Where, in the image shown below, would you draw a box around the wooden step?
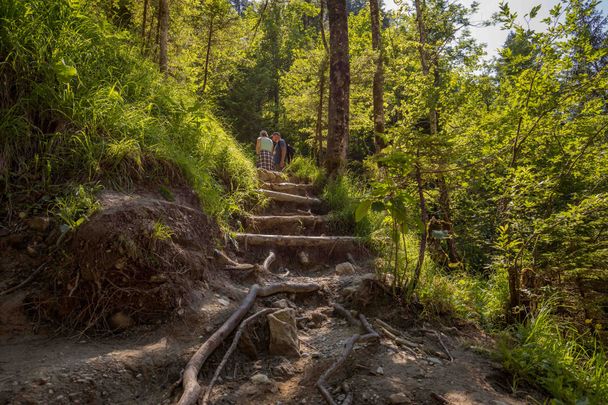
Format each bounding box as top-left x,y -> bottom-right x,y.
261,182 -> 314,196
234,233 -> 361,248
246,214 -> 330,235
258,189 -> 322,205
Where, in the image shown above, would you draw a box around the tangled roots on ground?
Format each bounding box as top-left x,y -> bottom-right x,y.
35,191 -> 221,331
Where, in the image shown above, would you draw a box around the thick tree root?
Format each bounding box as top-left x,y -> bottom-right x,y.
201,308 -> 276,405
177,282 -> 319,405
316,305 -> 379,405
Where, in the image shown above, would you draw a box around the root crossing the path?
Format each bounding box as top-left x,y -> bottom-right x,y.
177,282 -> 319,405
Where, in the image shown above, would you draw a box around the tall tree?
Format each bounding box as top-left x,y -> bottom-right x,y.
413,0 -> 460,266
369,0 -> 385,152
325,0 -> 350,176
159,0 -> 169,74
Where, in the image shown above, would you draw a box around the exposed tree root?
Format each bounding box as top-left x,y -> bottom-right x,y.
262,250 -> 276,271
214,249 -> 256,270
0,263 -> 46,297
177,282 -> 319,405
317,305 -> 379,405
201,308 -> 276,405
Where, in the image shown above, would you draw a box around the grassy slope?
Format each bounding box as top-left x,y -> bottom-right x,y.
0,0 -> 256,226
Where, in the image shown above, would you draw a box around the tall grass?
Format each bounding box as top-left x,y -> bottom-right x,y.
499,305 -> 608,403
0,0 -> 256,223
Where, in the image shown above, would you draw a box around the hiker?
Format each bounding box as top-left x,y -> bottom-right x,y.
272,132 -> 287,171
256,130 -> 274,171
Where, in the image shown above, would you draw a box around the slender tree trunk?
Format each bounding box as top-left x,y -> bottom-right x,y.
202,18 -> 214,93
141,0 -> 149,40
369,0 -> 385,152
414,0 -> 460,266
146,4 -> 155,54
315,57 -> 327,163
325,0 -> 350,177
409,162 -> 429,295
159,0 -> 169,74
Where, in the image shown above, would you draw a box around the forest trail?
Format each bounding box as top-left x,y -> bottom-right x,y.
0,172 -> 540,404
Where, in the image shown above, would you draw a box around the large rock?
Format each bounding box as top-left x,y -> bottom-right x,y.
267,308 -> 300,357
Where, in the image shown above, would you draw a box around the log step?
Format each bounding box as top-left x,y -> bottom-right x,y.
261,182 -> 314,196
258,189 -> 322,205
234,233 -> 361,247
246,214 -> 330,235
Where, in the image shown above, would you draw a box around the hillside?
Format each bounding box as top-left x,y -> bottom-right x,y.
1,0 -> 607,404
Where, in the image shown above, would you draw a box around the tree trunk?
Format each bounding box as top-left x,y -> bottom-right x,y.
201,18 -> 214,93
315,57 -> 327,163
414,0 -> 459,267
159,0 -> 169,74
409,163 -> 428,296
369,0 -> 385,152
145,4 -> 155,54
325,0 -> 350,177
141,0 -> 149,40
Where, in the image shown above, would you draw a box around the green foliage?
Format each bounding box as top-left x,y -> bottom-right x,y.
284,156 -> 326,186
0,0 -> 256,223
151,220 -> 174,241
498,305 -> 608,403
322,174 -> 376,237
53,185 -> 101,230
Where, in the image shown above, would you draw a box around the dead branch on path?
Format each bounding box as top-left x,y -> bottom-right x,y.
421,328 -> 453,362
316,306 -> 379,405
202,308 -> 276,405
177,282 -> 319,405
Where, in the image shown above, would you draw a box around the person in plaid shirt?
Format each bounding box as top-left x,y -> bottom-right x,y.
256,130 -> 274,171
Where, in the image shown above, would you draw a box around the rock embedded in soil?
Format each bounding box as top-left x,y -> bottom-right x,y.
388,393 -> 409,404
251,374 -> 270,384
335,262 -> 355,275
298,251 -> 310,265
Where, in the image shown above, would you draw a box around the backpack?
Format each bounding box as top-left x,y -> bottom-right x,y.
286,143 -> 296,164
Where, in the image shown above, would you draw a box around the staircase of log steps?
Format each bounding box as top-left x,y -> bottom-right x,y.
234,173 -> 363,267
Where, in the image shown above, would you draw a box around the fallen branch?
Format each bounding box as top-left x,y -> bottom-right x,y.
0,264 -> 46,297
421,328 -> 453,362
178,282 -> 319,405
374,319 -> 420,349
202,308 -> 275,405
316,306 -> 379,405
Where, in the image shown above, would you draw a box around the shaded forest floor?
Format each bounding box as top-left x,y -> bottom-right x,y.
0,174 -> 544,404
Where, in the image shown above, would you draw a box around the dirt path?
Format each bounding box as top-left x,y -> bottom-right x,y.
0,172 -> 541,404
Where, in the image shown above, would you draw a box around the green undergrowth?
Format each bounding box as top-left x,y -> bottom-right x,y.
322,174 -> 377,237
0,0 -> 256,226
284,156 -> 325,186
416,268 -> 607,402
499,306 -> 608,404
